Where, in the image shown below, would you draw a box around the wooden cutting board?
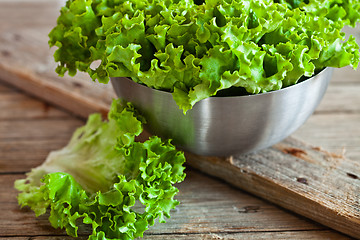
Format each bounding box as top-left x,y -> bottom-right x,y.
0,1 -> 359,239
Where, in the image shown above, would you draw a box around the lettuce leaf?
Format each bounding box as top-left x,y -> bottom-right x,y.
15,99 -> 186,240
49,0 -> 360,113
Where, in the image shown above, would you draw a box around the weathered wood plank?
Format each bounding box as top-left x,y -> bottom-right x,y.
143,231 -> 351,240
0,92 -> 69,120
0,174 -> 66,237
186,137 -> 360,239
1,82 -> 360,173
0,139 -> 71,173
2,172 -> 331,238
0,88 -> 356,238
293,113 -> 360,159
0,64 -> 112,119
0,230 -> 351,240
0,118 -> 83,140
316,82 -> 360,114
0,0 -> 114,119
332,67 -> 360,84
0,1 -> 359,239
149,168 -> 328,235
0,137 -> 354,235
2,112 -> 360,174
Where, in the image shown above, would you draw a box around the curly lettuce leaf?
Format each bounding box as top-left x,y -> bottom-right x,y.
15,99 -> 186,240
49,0 -> 360,113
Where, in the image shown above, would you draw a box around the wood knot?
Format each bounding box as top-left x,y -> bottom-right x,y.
296,177 -> 308,185
282,147 -> 307,158
72,82 -> 83,88
238,205 -> 260,213
1,50 -> 11,57
347,173 -> 359,180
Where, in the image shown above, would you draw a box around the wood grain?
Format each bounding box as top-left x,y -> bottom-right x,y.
186,137 -> 360,239
0,139 -> 72,173
0,82 -> 350,240
0,172 -> 330,238
0,1 -> 359,239
294,113 -> 360,159
0,1 -> 114,119
0,118 -> 83,140
0,230 -> 351,240
315,82 -> 360,114
0,92 -> 69,120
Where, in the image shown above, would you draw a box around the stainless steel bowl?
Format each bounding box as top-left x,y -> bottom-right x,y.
111,68 -> 333,156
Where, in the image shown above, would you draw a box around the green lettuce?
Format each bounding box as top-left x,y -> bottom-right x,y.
15,99 -> 186,240
49,0 -> 360,113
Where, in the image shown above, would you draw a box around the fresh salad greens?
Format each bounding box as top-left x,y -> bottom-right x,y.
49,0 -> 360,113
15,99 -> 186,240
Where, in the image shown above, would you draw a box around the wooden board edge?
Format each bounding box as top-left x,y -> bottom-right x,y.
0,65 -> 109,119
185,150 -> 360,239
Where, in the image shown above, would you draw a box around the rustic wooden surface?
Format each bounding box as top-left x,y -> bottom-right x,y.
1,0 -> 360,239
0,81 -> 353,240
0,0 -> 113,119
186,137 -> 360,238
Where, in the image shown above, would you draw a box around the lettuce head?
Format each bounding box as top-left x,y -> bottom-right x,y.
49,0 -> 360,113
15,99 -> 186,240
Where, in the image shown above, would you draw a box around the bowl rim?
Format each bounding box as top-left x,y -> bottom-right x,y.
111,67 -> 331,100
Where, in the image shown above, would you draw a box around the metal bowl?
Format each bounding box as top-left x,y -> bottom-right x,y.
111,68 -> 333,156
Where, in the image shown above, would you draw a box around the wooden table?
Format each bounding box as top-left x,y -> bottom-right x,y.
0,77 -> 353,240
0,1 -> 359,239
